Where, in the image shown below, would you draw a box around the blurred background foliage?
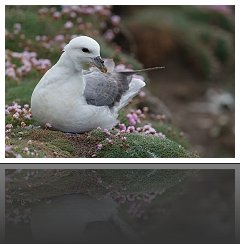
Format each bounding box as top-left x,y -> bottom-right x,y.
5,5 -> 235,157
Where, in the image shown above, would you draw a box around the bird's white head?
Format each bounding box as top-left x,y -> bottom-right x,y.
63,36 -> 107,72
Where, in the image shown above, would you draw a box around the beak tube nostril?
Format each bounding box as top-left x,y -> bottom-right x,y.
93,56 -> 107,73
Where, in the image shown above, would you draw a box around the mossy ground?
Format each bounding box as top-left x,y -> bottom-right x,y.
6,126 -> 197,158
93,130 -> 194,158
5,6 -> 197,158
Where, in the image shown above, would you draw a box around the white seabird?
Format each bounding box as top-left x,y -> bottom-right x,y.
31,36 -> 145,133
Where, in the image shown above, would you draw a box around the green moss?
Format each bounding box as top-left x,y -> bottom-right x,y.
96,132 -> 196,158
6,128 -> 77,158
152,122 -> 190,149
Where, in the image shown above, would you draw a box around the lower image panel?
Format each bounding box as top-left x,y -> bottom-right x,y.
5,169 -> 235,244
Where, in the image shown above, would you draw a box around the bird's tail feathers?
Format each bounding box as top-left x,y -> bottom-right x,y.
113,78 -> 146,112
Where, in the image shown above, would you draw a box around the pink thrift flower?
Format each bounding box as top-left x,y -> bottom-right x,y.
13,23 -> 21,34
53,11 -> 61,19
207,5 -> 232,14
127,126 -> 135,133
119,123 -> 126,131
103,128 -> 111,136
104,30 -> 115,41
64,21 -> 74,29
94,6 -> 104,12
24,114 -> 31,120
70,12 -> 77,18
84,7 -> 95,15
111,15 -> 121,25
106,138 -> 113,144
136,109 -> 142,115
54,35 -> 65,42
5,124 -> 13,129
96,143 -> 103,150
143,124 -> 151,131
6,67 -> 17,80
12,112 -> 19,119
23,147 -> 29,153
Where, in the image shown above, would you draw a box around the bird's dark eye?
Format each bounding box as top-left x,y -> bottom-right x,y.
82,48 -> 90,53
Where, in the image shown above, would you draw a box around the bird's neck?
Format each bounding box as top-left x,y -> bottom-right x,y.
57,52 -> 83,73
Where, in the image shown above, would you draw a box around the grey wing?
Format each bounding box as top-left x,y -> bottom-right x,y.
83,72 -> 119,107
113,72 -> 132,102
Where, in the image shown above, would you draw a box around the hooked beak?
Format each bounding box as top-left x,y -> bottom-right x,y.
92,56 -> 107,73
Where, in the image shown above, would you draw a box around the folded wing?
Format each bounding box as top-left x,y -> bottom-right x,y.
83,70 -> 132,107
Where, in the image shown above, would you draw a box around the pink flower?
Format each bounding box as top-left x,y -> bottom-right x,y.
53,11 -> 61,19
54,35 -> 65,42
13,23 -> 21,34
5,146 -> 12,153
84,7 -> 95,15
143,124 -> 151,131
127,126 -> 135,133
104,30 -> 115,41
5,124 -> 13,129
119,123 -> 126,131
23,147 -> 29,153
94,6 -> 104,12
127,113 -> 140,125
206,5 -> 232,14
106,138 -> 113,144
96,143 -> 103,150
38,7 -> 49,15
70,12 -> 77,18
111,15 -> 121,25
12,112 -> 19,119
6,67 -> 17,80
62,7 -> 71,14
64,21 -> 74,29
136,109 -> 142,115
103,128 -> 111,136
24,114 -> 31,120
99,8 -> 111,16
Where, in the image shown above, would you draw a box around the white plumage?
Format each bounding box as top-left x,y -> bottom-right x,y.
31,36 -> 145,133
